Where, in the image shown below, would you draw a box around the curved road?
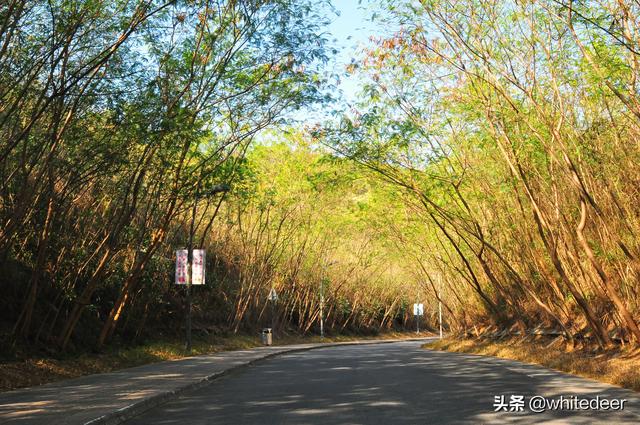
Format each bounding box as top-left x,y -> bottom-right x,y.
125,340 -> 640,424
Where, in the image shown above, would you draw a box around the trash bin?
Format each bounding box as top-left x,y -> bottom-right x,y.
261,328 -> 272,346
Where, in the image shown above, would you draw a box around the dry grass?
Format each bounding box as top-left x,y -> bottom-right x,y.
0,331 -> 428,392
424,336 -> 640,392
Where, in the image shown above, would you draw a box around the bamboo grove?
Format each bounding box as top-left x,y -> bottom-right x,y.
324,0 -> 640,347
5,0 -> 640,354
0,0 -> 425,353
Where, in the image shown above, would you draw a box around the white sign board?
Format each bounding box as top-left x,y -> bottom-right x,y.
413,303 -> 424,316
192,249 -> 205,285
268,288 -> 278,301
175,250 -> 188,285
175,249 -> 206,285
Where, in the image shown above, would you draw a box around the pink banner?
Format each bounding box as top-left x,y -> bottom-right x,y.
175,250 -> 188,284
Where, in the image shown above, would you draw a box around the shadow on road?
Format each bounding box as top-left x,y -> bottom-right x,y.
124,341 -> 640,424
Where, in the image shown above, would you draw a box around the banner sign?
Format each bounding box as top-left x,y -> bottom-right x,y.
192,249 -> 205,285
175,250 -> 188,285
175,249 -> 206,285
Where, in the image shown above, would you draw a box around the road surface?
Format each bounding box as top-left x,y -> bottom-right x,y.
125,340 -> 640,424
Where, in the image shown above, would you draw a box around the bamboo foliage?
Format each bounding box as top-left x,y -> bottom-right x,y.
0,0 -> 336,351
326,0 -> 640,346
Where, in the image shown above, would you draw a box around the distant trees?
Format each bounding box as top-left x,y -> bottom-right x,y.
205,138 -> 421,335
327,0 -> 640,346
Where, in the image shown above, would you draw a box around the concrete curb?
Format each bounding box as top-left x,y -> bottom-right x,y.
84,337 -> 432,425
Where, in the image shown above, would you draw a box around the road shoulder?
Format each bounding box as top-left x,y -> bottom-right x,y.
0,337 -> 431,425
424,336 -> 640,393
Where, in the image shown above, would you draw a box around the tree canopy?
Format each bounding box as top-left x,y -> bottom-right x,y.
3,0 -> 640,353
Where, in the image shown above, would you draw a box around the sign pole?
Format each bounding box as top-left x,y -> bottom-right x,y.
438,275 -> 443,339
268,288 -> 277,334
320,277 -> 324,340
186,235 -> 195,354
178,182 -> 229,355
413,303 -> 423,335
185,183 -> 199,355
319,261 -> 337,340
186,269 -> 192,353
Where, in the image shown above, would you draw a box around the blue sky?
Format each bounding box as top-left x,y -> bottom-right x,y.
283,1 -> 394,126
325,1 -> 380,105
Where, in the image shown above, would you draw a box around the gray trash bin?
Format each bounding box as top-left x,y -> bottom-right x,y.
261,328 -> 272,346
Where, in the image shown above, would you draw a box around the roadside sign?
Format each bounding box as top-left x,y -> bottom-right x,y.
175,250 -> 188,284
192,249 -> 205,285
413,303 -> 424,316
268,288 -> 278,301
175,249 -> 206,285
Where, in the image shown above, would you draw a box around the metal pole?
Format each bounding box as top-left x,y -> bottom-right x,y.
184,181 -> 228,355
186,272 -> 192,353
319,260 -> 337,340
416,313 -> 419,334
186,186 -> 199,355
438,275 -> 443,339
320,273 -> 324,340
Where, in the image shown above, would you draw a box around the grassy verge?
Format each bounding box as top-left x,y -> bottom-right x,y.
424,336 -> 640,392
0,330 -> 429,392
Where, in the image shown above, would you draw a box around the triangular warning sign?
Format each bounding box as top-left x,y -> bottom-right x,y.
268,288 -> 278,301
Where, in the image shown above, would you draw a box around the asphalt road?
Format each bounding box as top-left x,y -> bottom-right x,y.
125,340 -> 640,424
